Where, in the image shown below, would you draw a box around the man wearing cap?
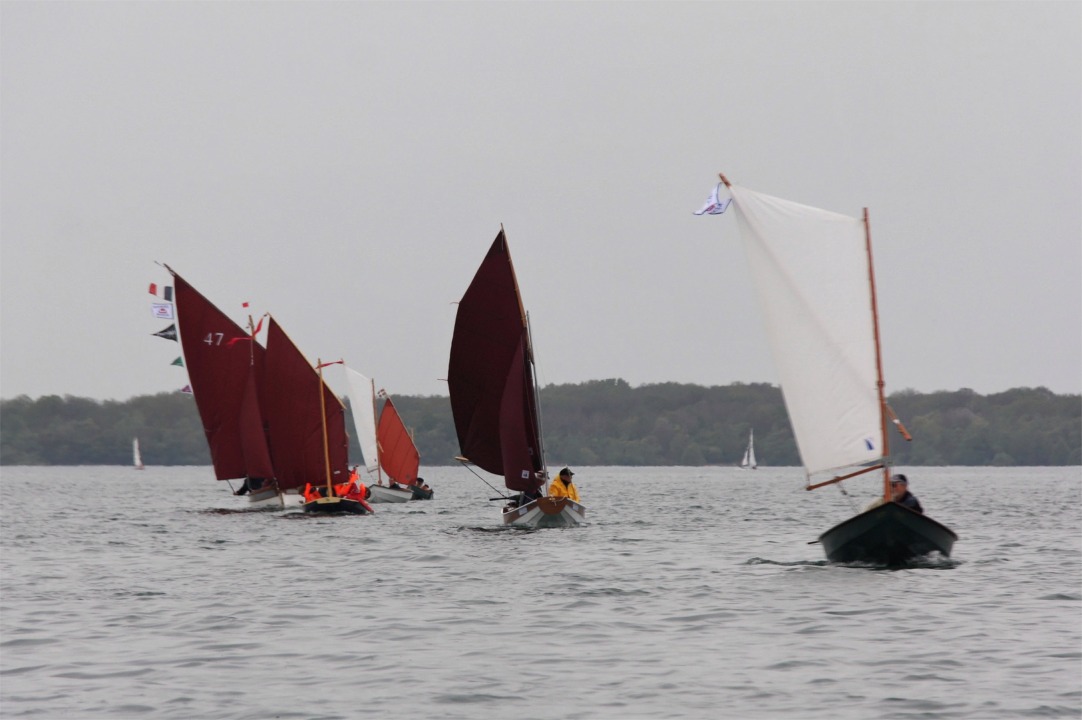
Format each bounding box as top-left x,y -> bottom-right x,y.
548,467 -> 580,502
890,474 -> 923,514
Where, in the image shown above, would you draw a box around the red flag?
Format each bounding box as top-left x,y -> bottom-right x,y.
242,301 -> 250,309
149,283 -> 158,296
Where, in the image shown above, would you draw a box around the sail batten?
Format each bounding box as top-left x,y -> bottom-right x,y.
727,185 -> 884,480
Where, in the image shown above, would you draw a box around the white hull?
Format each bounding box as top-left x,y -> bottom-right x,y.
368,485 -> 413,503
503,497 -> 586,528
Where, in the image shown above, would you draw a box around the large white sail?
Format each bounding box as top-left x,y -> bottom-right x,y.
728,184 -> 883,479
344,366 -> 380,474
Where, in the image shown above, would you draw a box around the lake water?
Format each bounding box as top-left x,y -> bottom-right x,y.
1,466 -> 1080,719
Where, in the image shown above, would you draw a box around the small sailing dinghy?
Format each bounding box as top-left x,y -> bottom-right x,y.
448,228 -> 586,528
739,429 -> 757,470
716,174 -> 956,565
263,319 -> 371,515
167,267 -> 281,507
343,366 -> 428,503
133,438 -> 145,470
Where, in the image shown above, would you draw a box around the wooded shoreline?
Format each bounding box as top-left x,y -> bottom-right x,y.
2,380 -> 1078,467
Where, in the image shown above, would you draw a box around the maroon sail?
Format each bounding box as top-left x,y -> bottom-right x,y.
448,230 -> 544,493
376,397 -> 420,485
170,270 -> 274,481
263,318 -> 349,492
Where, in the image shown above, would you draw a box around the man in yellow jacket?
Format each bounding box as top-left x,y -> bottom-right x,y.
548,467 -> 580,502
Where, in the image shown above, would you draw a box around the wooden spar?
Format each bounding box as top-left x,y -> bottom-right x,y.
863,208 -> 893,502
718,172 -> 731,188
318,359 -> 333,494
806,463 -> 884,490
371,377 -> 384,486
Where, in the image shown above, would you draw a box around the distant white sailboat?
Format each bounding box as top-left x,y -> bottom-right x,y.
133,437 -> 145,470
739,429 -> 757,470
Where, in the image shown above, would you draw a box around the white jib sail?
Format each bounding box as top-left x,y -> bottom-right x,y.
728,184 -> 883,479
747,429 -> 757,469
344,366 -> 380,474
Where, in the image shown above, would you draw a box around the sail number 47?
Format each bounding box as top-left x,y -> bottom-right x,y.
203,332 -> 225,346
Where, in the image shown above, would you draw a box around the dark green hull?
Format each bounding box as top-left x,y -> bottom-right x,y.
818,501 -> 957,566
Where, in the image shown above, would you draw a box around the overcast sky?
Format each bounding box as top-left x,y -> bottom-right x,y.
2,1 -> 1079,404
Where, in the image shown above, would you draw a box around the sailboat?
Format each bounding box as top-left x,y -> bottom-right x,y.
166,266 -> 281,507
448,228 -> 586,528
344,367 -> 428,503
263,319 -> 371,515
739,429 -> 757,470
717,174 -> 957,565
132,438 -> 145,470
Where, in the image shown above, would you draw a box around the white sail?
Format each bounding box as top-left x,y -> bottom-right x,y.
343,366 -> 380,474
133,437 -> 144,470
727,184 -> 883,479
740,429 -> 757,469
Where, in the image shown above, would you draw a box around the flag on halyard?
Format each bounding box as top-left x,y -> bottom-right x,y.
151,303 -> 175,320
693,183 -> 732,216
171,356 -> 184,367
153,324 -> 178,341
179,384 -> 193,394
149,282 -> 158,296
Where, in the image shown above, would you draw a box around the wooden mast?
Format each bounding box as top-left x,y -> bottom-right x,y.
371,377 -> 384,486
863,209 -> 893,502
318,359 -> 333,496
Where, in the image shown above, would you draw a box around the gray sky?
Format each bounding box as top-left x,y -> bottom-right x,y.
2,1 -> 1080,403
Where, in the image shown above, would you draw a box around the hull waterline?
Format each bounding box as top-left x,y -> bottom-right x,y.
818,501 -> 957,566
502,497 -> 586,528
367,485 -> 413,504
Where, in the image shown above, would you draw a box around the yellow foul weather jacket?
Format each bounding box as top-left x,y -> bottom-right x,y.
548,476 -> 580,502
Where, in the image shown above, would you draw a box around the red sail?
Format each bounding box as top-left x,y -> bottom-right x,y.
447,230 -> 544,492
263,317 -> 349,492
376,397 -> 421,485
171,272 -> 274,481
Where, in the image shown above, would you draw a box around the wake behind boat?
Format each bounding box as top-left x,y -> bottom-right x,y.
447,228 -> 586,528
716,174 -> 957,565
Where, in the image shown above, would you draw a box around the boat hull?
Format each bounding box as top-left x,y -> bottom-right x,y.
818,501 -> 957,566
302,496 -> 373,515
368,485 -> 413,503
410,485 -> 433,501
502,497 -> 586,528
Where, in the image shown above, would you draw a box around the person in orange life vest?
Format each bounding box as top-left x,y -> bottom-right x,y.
302,483 -> 322,503
344,473 -> 368,502
548,467 -> 580,502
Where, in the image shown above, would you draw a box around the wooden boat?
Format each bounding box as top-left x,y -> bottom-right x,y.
343,367 -> 428,503
739,429 -> 757,470
133,438 -> 145,470
717,174 -> 956,565
448,228 -> 586,528
263,319 -> 371,515
167,267 -> 281,507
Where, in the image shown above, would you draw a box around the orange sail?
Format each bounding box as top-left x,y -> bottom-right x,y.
376,397 -> 420,486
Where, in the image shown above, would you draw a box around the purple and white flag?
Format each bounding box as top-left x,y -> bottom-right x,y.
693,183 -> 732,216
151,303 -> 175,320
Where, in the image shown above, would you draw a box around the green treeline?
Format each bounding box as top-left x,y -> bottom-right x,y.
1,380 -> 1078,466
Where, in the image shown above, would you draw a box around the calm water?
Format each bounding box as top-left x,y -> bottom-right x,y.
1,466 -> 1080,719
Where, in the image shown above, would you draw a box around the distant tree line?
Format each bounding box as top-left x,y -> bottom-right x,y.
1,380 -> 1078,466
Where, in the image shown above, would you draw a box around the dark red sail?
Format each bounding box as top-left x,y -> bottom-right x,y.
447,230 -> 544,493
376,397 -> 420,485
170,271 -> 274,481
263,318 -> 349,492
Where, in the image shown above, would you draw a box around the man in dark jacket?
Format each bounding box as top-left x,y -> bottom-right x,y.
891,474 -> 923,514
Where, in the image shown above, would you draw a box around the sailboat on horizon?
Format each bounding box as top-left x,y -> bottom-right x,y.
739,429 -> 757,470
716,173 -> 957,565
133,438 -> 145,470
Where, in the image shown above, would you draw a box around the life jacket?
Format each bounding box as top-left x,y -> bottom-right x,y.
345,482 -> 367,501
303,483 -> 322,503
